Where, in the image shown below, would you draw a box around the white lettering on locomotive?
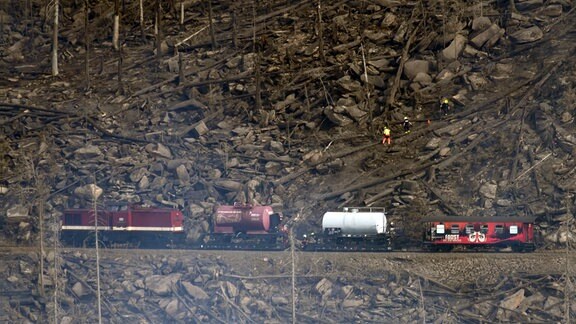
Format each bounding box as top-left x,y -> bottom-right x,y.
468,231 -> 487,243
443,234 -> 460,242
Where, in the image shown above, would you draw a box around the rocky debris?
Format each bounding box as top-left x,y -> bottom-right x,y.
510,26 -> 544,44
181,281 -> 209,300
1,0 -> 576,322
1,0 -> 573,246
3,250 -> 567,323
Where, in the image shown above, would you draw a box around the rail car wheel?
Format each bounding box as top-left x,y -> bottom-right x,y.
511,244 -> 523,253
433,245 -> 453,252
82,234 -> 108,249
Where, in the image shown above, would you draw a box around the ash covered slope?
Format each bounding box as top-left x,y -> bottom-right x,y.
2,0 -> 576,323
2,0 -> 576,244
1,0 -> 575,243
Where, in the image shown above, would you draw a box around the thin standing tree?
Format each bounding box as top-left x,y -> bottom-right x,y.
208,0 -> 216,49
90,183 -> 103,324
84,0 -> 90,89
155,0 -> 163,62
180,0 -> 184,31
317,0 -> 325,64
51,0 -> 59,76
113,0 -> 120,50
139,0 -> 145,39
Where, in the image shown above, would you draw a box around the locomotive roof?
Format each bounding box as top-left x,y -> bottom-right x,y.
421,216 -> 536,223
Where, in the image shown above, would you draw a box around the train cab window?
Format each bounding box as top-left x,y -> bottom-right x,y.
480,225 -> 489,234
495,225 -> 504,234
509,225 -> 518,235
450,224 -> 460,234
436,224 -> 445,234
64,213 -> 82,225
465,224 -> 474,234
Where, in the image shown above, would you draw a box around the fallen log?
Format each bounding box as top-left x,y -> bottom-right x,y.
315,159 -> 437,200
166,98 -> 208,111
420,181 -> 459,215
273,142 -> 379,186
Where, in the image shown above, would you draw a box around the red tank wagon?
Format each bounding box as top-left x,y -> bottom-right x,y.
61,204 -> 184,247
204,203 -> 286,250
422,216 -> 536,252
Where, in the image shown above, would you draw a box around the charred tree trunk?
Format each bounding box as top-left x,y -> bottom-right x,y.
179,0 -> 184,31
155,0 -> 163,62
84,0 -> 90,89
178,52 -> 185,85
139,0 -> 145,40
232,7 -> 238,48
38,192 -> 45,297
316,0 -> 325,64
255,52 -> 262,112
117,44 -> 124,94
208,0 -> 217,49
51,0 -> 59,76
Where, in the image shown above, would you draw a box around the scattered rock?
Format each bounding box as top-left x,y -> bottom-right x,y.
145,274 -> 182,296
72,282 -> 90,298
181,282 -> 209,300
442,34 -> 467,61
510,26 -> 543,44
315,278 -> 333,298
145,143 -> 173,159
479,183 -> 498,200
74,145 -> 103,159
404,60 -> 430,81
7,205 -> 28,219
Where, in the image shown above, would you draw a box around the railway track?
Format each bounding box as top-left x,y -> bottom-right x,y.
1,244 -> 571,257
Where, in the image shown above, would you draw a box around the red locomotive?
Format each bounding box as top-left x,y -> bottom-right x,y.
61,204 -> 185,247
422,216 -> 536,252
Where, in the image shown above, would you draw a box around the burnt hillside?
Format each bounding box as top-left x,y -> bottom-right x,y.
1,0 -> 576,322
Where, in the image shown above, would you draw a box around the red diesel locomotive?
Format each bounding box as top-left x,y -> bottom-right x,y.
61,204 -> 185,247
422,216 -> 536,252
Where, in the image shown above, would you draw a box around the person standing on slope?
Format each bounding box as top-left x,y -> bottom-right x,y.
382,126 -> 391,145
402,117 -> 412,134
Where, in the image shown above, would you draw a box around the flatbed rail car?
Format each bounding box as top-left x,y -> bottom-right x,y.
61,204 -> 185,248
422,216 -> 536,252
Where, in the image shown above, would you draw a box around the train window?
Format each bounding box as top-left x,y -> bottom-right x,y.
451,224 -> 460,234
480,225 -> 489,234
436,224 -> 445,234
509,225 -> 518,234
465,224 -> 474,234
495,225 -> 504,234
64,213 -> 82,225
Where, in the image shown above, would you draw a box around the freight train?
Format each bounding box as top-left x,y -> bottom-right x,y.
60,203 -> 537,252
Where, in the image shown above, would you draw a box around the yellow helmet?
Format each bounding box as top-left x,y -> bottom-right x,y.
443,98 -> 449,104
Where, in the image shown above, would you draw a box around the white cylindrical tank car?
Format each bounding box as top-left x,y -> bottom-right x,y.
322,207 -> 387,236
